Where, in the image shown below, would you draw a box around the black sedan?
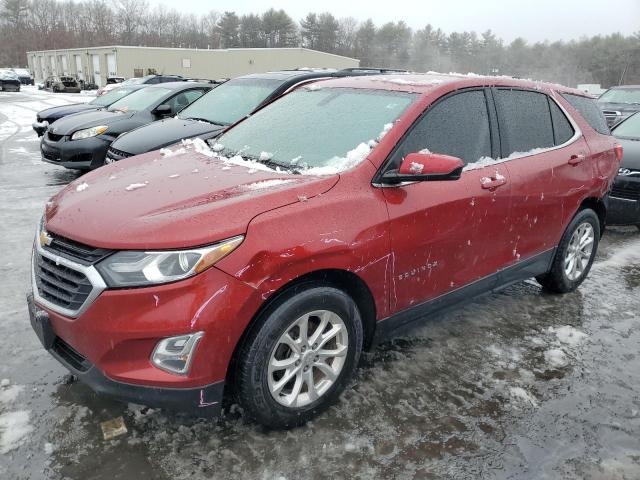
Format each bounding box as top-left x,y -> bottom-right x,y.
106,68 -> 405,162
0,69 -> 21,92
608,112 -> 640,228
40,82 -> 211,170
33,85 -> 145,136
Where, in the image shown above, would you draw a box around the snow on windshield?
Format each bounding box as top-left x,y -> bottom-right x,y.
203,88 -> 416,175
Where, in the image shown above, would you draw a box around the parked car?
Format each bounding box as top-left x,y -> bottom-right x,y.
28,74 -> 620,428
40,82 -> 212,170
607,112 -> 640,228
43,76 -> 81,93
96,74 -> 187,96
106,68 -> 407,162
598,85 -> 640,127
10,68 -> 33,85
0,69 -> 21,92
32,85 -> 145,136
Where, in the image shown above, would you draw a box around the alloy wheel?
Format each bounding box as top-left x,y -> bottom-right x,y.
564,222 -> 595,281
267,310 -> 349,408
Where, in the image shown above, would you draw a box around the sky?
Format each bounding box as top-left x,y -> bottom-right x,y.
148,0 -> 639,43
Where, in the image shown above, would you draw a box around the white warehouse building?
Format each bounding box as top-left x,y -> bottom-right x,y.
26,46 -> 360,87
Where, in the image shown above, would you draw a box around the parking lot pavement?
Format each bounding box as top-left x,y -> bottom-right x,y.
1,88 -> 639,480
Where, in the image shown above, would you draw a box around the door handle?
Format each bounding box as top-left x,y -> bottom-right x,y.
568,153 -> 586,166
480,175 -> 507,190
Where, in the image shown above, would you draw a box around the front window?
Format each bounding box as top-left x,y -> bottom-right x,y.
90,87 -> 140,107
214,88 -> 416,173
612,113 -> 640,139
598,88 -> 640,105
108,87 -> 171,113
177,78 -> 283,126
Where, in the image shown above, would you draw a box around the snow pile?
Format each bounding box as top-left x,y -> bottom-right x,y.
509,387 -> 538,407
125,182 -> 148,191
549,326 -> 587,346
377,123 -> 394,141
75,182 -> 89,192
168,174 -> 180,178
463,148 -> 549,171
0,384 -> 23,404
242,179 -> 295,191
304,142 -> 372,176
0,410 -> 33,453
409,162 -> 424,174
384,77 -> 444,86
160,147 -> 186,157
259,151 -> 273,161
544,348 -> 568,368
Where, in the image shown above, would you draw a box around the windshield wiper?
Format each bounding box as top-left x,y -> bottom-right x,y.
182,116 -> 228,126
223,150 -> 300,174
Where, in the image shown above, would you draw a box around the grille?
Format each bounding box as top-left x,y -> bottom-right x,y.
44,232 -> 112,265
34,254 -> 93,311
611,183 -> 640,201
107,146 -> 133,161
42,150 -> 59,161
52,337 -> 90,372
47,132 -> 63,142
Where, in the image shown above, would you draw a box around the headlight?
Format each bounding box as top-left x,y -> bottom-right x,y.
97,236 -> 243,287
71,125 -> 108,140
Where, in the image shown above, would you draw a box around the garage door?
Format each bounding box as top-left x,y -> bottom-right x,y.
106,54 -> 117,77
92,55 -> 101,87
75,55 -> 83,81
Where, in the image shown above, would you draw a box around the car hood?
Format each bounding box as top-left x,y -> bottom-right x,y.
48,109 -> 136,135
616,137 -> 640,170
38,103 -> 98,122
44,148 -> 339,250
598,102 -> 640,114
112,118 -> 224,155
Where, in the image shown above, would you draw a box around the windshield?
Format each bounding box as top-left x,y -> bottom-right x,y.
613,113 -> 640,139
121,76 -> 150,86
177,78 -> 282,125
0,70 -> 19,80
598,88 -> 640,105
108,87 -> 170,113
215,88 -> 416,173
90,87 -> 140,107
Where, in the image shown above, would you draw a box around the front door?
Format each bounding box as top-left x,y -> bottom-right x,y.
380,89 -> 513,313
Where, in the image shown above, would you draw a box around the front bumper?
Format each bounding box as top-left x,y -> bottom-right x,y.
28,293 -> 224,412
0,82 -> 20,92
40,133 -> 111,170
607,175 -> 640,225
29,239 -> 261,412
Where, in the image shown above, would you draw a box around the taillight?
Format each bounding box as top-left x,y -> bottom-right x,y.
614,144 -> 623,163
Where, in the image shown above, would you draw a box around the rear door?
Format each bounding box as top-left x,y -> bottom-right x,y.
380,89 -> 513,313
494,88 -> 593,262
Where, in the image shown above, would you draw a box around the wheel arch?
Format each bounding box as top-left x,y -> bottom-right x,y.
223,268 -> 378,401
579,196 -> 606,236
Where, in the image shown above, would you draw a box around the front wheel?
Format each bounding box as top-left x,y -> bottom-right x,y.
537,208 -> 600,293
236,286 -> 363,429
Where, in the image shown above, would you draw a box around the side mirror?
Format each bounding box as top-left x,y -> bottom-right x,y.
153,104 -> 172,116
382,152 -> 464,184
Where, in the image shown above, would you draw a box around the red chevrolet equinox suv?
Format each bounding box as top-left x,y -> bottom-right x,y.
28,74 -> 620,428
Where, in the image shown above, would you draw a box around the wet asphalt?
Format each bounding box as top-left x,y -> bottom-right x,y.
0,87 -> 639,480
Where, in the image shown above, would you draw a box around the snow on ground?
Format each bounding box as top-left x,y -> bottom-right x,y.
549,325 -> 588,346
0,410 -> 33,454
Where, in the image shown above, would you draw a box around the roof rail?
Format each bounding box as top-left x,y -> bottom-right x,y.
338,67 -> 410,74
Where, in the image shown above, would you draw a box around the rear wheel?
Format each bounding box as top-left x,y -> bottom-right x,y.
537,209 -> 600,293
236,286 -> 363,429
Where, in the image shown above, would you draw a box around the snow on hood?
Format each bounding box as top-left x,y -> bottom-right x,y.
45,144 -> 339,250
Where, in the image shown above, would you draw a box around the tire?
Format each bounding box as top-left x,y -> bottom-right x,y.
236,285 -> 363,429
536,208 -> 600,293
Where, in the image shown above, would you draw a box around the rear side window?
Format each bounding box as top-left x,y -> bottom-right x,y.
548,99 -> 575,145
561,93 -> 609,135
494,89 -> 554,156
390,90 -> 491,165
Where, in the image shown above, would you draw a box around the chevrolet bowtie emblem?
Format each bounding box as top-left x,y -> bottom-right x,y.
39,230 -> 53,247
